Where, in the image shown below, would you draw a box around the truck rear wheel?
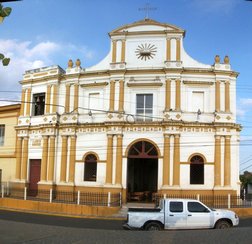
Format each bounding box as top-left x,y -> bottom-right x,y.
145,222 -> 162,231
215,220 -> 231,229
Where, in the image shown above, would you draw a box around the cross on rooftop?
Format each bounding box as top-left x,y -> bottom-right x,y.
139,3 -> 157,20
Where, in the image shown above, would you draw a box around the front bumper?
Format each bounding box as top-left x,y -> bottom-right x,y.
234,216 -> 239,227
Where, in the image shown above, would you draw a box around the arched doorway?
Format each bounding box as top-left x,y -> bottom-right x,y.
127,140 -> 158,202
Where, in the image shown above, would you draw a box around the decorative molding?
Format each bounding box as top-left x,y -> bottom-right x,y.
127,82 -> 163,87
80,82 -> 108,88
0,154 -> 16,158
183,81 -> 214,86
34,72 -> 48,77
31,139 -> 42,147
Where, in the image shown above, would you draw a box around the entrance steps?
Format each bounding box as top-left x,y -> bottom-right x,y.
112,202 -> 156,219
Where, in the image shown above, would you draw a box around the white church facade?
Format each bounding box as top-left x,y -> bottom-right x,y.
14,19 -> 241,202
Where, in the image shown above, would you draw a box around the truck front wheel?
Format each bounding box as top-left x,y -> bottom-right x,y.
215,220 -> 231,229
144,222 -> 163,231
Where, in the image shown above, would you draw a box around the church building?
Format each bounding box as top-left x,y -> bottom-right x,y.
14,19 -> 241,202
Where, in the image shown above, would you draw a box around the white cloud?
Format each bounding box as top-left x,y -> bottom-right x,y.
0,39 -> 95,105
24,41 -> 60,59
240,98 -> 252,106
236,97 -> 252,121
64,43 -> 95,60
0,39 -> 61,94
191,0 -> 239,14
236,108 -> 246,118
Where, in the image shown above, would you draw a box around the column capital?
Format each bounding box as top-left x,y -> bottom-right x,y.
70,135 -> 77,139
164,133 -> 171,138
225,135 -> 231,140
174,134 -> 180,139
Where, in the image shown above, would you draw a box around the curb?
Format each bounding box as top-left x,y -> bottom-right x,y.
0,206 -> 126,221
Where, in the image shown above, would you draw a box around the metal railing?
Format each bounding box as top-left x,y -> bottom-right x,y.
152,193 -> 252,209
0,183 -> 121,207
1,182 -> 252,209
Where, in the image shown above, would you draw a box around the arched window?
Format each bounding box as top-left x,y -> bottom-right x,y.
128,141 -> 158,158
190,155 -> 204,184
84,154 -> 97,182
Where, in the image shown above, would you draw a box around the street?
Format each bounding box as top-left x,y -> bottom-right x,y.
0,210 -> 252,243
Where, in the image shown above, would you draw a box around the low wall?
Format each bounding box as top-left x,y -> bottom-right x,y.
232,208 -> 252,217
0,198 -> 120,217
1,198 -> 252,218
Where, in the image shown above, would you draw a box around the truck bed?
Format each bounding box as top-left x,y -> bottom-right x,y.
128,208 -> 161,212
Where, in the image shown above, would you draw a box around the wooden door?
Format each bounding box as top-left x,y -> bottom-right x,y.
29,159 -> 41,196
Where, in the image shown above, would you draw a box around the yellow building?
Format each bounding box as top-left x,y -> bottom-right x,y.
0,104 -> 20,183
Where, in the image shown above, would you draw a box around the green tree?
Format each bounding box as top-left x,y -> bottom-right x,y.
0,2 -> 12,66
240,171 -> 252,191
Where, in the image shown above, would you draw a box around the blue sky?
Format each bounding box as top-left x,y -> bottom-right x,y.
0,0 -> 251,172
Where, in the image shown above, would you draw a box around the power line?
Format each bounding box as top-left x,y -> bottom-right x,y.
0,88 -> 251,120
0,98 -> 249,126
240,159 -> 252,172
240,154 -> 252,165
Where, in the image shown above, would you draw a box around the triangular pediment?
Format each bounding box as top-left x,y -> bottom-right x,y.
109,18 -> 185,37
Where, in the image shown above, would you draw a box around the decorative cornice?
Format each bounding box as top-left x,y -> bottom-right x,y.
109,19 -> 185,37
110,30 -> 184,37
0,104 -> 20,113
20,66 -> 238,86
20,74 -> 63,85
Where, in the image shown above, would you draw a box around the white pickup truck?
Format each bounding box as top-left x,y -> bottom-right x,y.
123,198 -> 239,231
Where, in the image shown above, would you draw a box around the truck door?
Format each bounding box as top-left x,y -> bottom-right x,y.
186,201 -> 213,228
165,201 -> 187,229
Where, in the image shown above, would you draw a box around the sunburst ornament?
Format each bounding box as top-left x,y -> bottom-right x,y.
135,43 -> 157,61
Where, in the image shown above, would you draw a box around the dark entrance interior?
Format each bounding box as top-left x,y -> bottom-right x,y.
29,159 -> 41,196
190,155 -> 204,184
127,141 -> 158,202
